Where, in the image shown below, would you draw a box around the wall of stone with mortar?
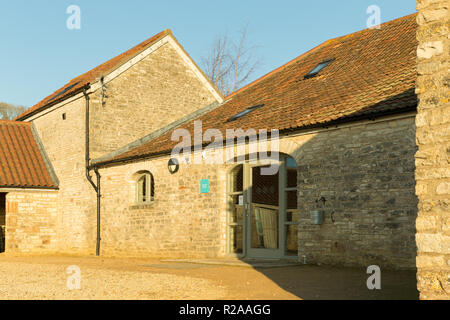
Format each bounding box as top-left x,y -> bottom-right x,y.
31,98 -> 97,254
89,42 -> 219,159
292,116 -> 418,270
96,115 -> 418,267
4,190 -> 59,253
27,40 -> 221,255
415,0 -> 450,299
97,156 -> 229,258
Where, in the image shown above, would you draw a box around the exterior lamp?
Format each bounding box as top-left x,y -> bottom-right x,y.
168,158 -> 179,174
312,196 -> 326,225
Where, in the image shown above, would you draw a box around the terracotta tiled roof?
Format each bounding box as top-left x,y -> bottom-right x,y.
0,121 -> 58,189
100,13 -> 419,165
16,30 -> 171,121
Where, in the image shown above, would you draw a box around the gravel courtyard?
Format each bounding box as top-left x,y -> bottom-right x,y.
0,255 -> 419,300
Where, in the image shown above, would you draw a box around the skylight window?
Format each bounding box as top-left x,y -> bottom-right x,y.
227,104 -> 264,122
47,81 -> 81,103
304,59 -> 334,79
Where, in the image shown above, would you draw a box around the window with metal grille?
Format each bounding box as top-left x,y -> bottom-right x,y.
136,172 -> 154,204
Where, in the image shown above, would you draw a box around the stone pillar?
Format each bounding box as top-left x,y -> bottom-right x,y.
415,0 -> 450,299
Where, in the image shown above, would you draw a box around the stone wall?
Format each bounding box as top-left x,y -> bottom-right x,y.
89,41 -> 219,159
98,157 -> 229,258
28,38 -> 221,255
415,0 -> 450,299
4,190 -> 58,253
293,116 -> 418,269
95,115 -> 418,267
32,98 -> 97,254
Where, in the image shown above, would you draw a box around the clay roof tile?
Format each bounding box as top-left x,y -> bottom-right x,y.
0,121 -> 58,189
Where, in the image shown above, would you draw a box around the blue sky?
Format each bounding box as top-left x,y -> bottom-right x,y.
0,0 -> 416,107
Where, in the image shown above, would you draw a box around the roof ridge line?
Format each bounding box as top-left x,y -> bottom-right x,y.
16,29 -> 173,121
72,29 -> 173,84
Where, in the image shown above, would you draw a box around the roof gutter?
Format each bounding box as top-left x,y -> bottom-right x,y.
0,186 -> 59,190
83,88 -> 102,257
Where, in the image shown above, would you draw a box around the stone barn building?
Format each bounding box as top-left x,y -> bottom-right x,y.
88,14 -> 419,267
0,10 -> 448,299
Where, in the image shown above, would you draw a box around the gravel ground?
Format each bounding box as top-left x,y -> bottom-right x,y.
0,255 -> 418,300
0,258 -> 228,300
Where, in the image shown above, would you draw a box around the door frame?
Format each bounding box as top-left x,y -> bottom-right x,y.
226,155 -> 296,260
244,159 -> 285,259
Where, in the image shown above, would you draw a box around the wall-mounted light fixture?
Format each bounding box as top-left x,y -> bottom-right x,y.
311,210 -> 324,225
312,196 -> 326,225
168,158 -> 179,174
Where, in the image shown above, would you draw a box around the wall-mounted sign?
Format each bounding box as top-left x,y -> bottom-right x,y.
200,179 -> 209,193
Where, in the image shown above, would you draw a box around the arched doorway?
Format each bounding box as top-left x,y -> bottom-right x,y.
227,155 -> 298,259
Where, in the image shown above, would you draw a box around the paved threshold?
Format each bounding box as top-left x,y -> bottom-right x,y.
160,258 -> 301,268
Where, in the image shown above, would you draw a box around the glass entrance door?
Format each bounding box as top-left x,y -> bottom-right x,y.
227,156 -> 298,259
246,163 -> 282,258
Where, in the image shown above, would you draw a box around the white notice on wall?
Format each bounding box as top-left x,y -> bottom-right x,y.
238,195 -> 244,206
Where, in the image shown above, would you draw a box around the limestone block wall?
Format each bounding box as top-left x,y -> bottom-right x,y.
415,0 -> 450,299
96,115 -> 418,266
28,38 -> 221,255
98,156 -> 229,258
89,42 -> 219,159
31,98 -> 97,254
292,116 -> 418,269
4,190 -> 58,253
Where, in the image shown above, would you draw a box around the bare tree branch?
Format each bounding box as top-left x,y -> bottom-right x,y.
201,24 -> 261,96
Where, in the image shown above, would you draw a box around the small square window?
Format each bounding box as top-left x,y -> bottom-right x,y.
62,113 -> 66,120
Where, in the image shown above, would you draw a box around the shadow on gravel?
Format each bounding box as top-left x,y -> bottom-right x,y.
253,264 -> 419,300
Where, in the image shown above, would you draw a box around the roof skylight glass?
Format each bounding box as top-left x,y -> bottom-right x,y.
227,104 -> 264,122
304,59 -> 334,79
47,81 -> 81,103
